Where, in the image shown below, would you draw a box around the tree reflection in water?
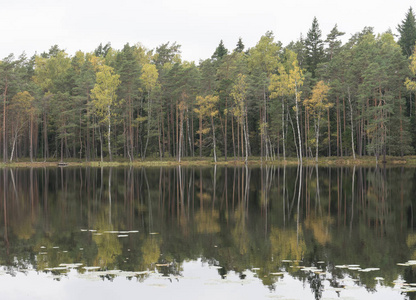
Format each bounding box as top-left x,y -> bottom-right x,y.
0,165 -> 415,298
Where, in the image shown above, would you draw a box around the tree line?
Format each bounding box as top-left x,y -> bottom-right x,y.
2,8 -> 416,163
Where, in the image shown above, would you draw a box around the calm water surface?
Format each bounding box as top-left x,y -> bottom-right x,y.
0,166 -> 415,299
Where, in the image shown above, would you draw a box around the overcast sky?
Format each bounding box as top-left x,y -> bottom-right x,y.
1,0 -> 414,63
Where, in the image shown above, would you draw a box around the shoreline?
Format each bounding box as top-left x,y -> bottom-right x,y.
0,156 -> 414,168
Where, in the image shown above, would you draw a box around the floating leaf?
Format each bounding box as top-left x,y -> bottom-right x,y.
156,264 -> 169,267
83,266 -> 101,271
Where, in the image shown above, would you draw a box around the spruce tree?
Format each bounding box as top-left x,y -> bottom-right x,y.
398,7 -> 416,57
234,37 -> 245,53
305,17 -> 325,78
212,40 -> 228,61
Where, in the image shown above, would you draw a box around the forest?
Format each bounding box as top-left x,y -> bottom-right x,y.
2,8 -> 416,164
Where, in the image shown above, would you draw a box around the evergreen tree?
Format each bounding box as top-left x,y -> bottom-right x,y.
325,24 -> 345,60
154,42 -> 181,69
305,17 -> 325,78
234,37 -> 245,53
212,40 -> 228,61
398,7 -> 416,57
94,42 -> 112,58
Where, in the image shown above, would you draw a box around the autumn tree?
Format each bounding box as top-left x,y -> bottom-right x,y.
91,65 -> 120,162
303,81 -> 332,162
248,31 -> 281,160
230,73 -> 249,163
270,50 -> 304,163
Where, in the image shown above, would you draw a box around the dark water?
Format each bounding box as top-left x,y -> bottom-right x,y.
0,166 -> 415,299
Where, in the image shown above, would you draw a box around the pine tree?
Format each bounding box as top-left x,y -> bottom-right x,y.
325,24 -> 345,60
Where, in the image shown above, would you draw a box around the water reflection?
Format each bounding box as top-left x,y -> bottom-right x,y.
0,166 -> 415,299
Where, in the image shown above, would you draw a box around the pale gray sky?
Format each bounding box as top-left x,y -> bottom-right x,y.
1,0 -> 414,62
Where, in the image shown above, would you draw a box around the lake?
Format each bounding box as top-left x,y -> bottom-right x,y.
0,165 -> 415,299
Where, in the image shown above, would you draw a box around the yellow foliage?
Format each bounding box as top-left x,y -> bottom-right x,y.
141,237 -> 161,267
304,215 -> 333,245
303,81 -> 332,118
269,50 -> 304,103
407,233 -> 416,248
92,210 -> 122,268
405,45 -> 416,92
270,226 -> 306,261
230,73 -> 248,125
232,206 -> 249,255
140,63 -> 159,92
91,65 -> 120,121
195,209 -> 220,234
12,216 -> 34,240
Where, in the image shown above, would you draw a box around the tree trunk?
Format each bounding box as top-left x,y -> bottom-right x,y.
3,78 -> 7,163
60,134 -> 64,163
295,84 -> 302,165
315,117 -> 320,163
232,117 -> 236,159
327,107 -> 331,157
143,93 -> 151,160
178,107 -> 184,163
43,111 -> 48,161
158,115 -> 162,161
199,114 -> 202,157
224,97 -> 228,161
211,115 -> 217,162
347,87 -> 356,160
245,112 -> 251,158
10,131 -> 17,162
282,100 -> 286,161
244,109 -> 249,164
336,96 -> 339,157
107,107 -> 112,162
30,113 -> 33,163
99,127 -> 103,162
288,110 -> 299,162
187,107 -> 192,157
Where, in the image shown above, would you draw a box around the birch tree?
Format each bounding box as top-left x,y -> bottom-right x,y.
303,81 -> 331,162
91,65 -> 120,162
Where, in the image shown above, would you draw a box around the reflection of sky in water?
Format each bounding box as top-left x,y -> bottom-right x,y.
0,260 -> 406,300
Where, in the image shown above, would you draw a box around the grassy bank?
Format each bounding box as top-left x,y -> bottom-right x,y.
0,155 -> 413,168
